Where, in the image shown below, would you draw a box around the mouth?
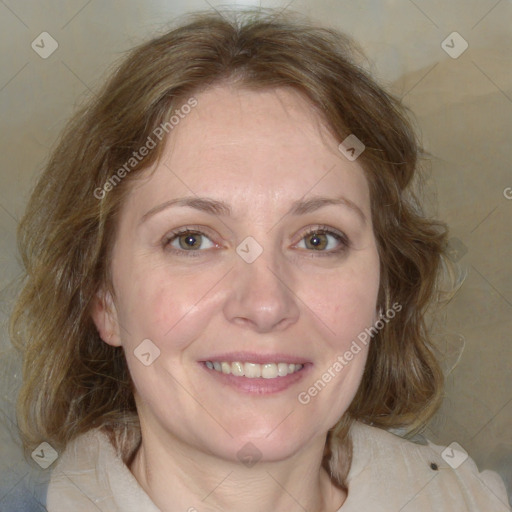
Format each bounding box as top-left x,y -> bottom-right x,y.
204,361 -> 304,379
199,353 -> 311,395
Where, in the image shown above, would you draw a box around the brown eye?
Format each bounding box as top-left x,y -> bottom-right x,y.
178,232 -> 202,250
297,228 -> 348,253
166,230 -> 215,252
304,232 -> 329,250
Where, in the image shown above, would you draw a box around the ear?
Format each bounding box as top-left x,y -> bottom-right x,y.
370,302 -> 381,326
90,288 -> 122,347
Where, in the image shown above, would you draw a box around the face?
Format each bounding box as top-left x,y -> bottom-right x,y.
93,85 -> 380,463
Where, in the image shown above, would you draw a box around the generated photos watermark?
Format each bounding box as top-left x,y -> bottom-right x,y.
134,338 -> 161,366
31,441 -> 59,469
338,133 -> 365,161
94,97 -> 198,200
441,441 -> 469,469
298,302 -> 402,405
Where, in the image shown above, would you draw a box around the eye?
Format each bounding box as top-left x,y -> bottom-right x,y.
295,227 -> 348,254
164,228 -> 216,252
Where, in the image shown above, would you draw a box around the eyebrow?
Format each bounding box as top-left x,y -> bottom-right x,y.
140,195 -> 367,224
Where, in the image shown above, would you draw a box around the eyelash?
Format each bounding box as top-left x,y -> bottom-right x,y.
162,225 -> 350,257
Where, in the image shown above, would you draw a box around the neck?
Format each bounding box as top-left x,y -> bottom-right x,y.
129,428 -> 347,512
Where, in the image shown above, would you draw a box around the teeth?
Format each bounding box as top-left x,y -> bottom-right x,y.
278,363 -> 289,377
205,361 -> 304,378
231,362 -> 244,376
262,363 -> 277,379
244,362 -> 261,378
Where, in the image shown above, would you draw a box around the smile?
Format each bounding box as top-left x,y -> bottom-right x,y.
204,361 -> 304,379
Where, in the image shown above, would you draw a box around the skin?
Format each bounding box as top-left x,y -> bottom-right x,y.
92,84 -> 381,512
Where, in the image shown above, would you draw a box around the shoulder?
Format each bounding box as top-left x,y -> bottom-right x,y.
340,421 -> 511,512
46,429 -> 159,512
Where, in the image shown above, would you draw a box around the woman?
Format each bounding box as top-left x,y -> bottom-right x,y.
11,9 -> 510,511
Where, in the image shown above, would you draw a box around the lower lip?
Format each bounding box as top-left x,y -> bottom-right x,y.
200,363 -> 311,395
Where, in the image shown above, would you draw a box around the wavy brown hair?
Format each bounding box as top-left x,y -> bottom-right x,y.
10,8 -> 450,490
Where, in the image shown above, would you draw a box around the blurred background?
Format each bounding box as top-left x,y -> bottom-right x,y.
0,0 -> 510,509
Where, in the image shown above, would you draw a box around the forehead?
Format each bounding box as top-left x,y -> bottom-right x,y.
166,85 -> 339,172
125,84 -> 371,218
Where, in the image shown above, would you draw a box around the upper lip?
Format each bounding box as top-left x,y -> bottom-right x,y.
200,352 -> 311,365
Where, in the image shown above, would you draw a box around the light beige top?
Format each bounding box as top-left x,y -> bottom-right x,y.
47,421 -> 511,511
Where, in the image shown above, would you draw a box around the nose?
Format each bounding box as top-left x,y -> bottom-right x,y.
223,247 -> 300,333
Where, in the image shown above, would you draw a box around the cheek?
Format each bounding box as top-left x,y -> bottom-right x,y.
295,262 -> 379,427
114,263 -> 222,350
301,254 -> 380,351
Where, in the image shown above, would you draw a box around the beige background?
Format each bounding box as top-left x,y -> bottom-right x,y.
0,0 -> 510,508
